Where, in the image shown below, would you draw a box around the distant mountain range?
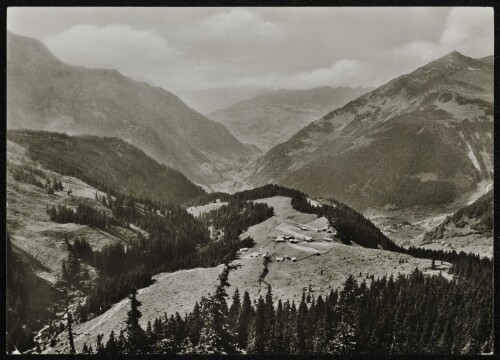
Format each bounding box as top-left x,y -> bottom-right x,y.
250,51 -> 493,210
178,87 -> 273,115
7,31 -> 259,190
209,86 -> 372,151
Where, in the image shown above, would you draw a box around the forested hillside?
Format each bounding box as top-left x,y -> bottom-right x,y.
7,130 -> 206,205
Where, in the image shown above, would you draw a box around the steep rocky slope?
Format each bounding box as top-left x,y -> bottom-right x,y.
250,51 -> 493,210
7,31 -> 259,190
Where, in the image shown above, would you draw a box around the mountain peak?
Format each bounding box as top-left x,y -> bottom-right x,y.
433,50 -> 471,64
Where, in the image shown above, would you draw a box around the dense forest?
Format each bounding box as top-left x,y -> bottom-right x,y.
197,200 -> 274,242
183,184 -> 307,207
291,193 -> 397,249
47,204 -> 117,229
83,253 -> 493,355
7,130 -> 206,204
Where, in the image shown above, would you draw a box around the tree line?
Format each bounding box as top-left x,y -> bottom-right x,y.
46,204 -> 117,229
183,184 -> 307,208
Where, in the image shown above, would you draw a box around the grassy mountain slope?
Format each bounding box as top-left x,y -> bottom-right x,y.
250,51 -> 493,210
7,31 -> 258,189
8,130 -> 206,205
209,86 -> 372,151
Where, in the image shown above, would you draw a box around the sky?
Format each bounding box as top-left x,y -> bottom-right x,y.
7,7 -> 494,113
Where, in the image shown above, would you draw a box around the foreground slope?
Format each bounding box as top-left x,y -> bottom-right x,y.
209,86 -> 371,151
7,130 -> 205,205
7,31 -> 258,189
250,51 -> 493,210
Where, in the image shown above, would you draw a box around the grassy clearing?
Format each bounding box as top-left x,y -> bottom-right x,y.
186,201 -> 228,217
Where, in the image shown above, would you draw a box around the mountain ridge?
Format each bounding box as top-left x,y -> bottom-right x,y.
249,51 -> 493,210
7,130 -> 206,204
7,31 -> 259,190
209,85 -> 372,150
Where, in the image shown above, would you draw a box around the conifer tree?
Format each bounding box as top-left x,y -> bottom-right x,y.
105,330 -> 118,355
125,289 -> 147,354
95,333 -> 105,354
81,343 -> 91,354
247,296 -> 266,354
116,329 -> 126,353
228,288 -> 241,339
237,291 -> 253,350
195,264 -> 236,354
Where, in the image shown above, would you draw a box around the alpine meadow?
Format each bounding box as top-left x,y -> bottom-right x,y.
5,6 -> 494,356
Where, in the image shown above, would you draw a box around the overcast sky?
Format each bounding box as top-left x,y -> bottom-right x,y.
8,7 -> 494,110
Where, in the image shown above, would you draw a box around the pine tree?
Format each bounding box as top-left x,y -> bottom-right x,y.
263,285 -> 275,353
228,288 -> 241,339
247,296 -> 266,354
95,333 -> 105,354
66,309 -> 76,354
186,302 -> 203,346
295,295 -> 308,354
105,330 -> 119,355
195,264 -> 236,354
116,329 -> 126,353
81,343 -> 91,354
125,289 -> 147,354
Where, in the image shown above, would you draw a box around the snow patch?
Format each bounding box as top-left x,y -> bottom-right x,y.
466,143 -> 481,171
459,131 -> 481,171
466,180 -> 493,205
307,198 -> 320,207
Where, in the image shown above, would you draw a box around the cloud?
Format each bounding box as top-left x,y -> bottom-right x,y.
184,59 -> 372,90
375,7 -> 494,82
284,60 -> 368,89
45,24 -> 177,72
440,7 -> 494,55
11,7 -> 491,112
193,8 -> 284,39
384,40 -> 444,65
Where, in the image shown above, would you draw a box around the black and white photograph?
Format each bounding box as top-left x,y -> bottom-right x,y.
5,5 -> 494,355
